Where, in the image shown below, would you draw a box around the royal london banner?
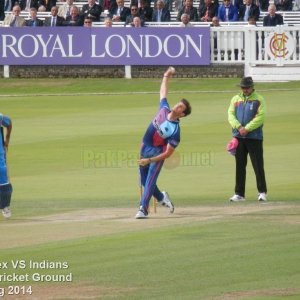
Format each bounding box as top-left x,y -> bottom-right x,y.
0,27 -> 210,66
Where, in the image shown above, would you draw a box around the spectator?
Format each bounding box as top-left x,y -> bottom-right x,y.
81,0 -> 102,22
131,0 -> 151,7
174,0 -> 184,11
199,0 -> 219,14
199,0 -> 218,22
247,15 -> 257,25
1,0 -> 17,21
211,15 -> 220,26
138,0 -> 152,21
109,0 -> 130,22
125,4 -> 145,26
158,0 -> 173,12
58,0 -> 74,19
43,6 -> 64,26
274,0 -> 293,11
63,5 -> 83,26
239,0 -> 260,21
132,15 -> 142,26
218,0 -> 238,21
263,4 -> 283,26
26,7 -> 43,26
83,16 -> 93,26
211,16 -> 220,52
19,0 -> 39,12
177,0 -> 198,21
232,0 -> 244,9
102,0 -> 116,11
3,4 -> 25,26
256,0 -> 269,12
38,0 -> 56,12
152,0 -> 170,21
179,12 -> 194,26
293,0 -> 300,10
104,16 -> 113,26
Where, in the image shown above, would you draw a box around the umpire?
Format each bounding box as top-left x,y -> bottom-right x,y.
0,113 -> 13,218
228,77 -> 267,202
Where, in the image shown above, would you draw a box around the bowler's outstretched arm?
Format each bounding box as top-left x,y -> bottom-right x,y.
160,67 -> 175,101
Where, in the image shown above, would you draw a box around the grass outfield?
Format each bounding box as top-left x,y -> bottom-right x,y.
0,78 -> 300,299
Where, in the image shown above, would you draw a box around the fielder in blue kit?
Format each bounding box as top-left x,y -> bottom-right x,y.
136,67 -> 192,219
0,113 -> 13,218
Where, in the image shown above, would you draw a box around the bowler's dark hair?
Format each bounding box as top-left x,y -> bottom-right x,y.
181,98 -> 192,116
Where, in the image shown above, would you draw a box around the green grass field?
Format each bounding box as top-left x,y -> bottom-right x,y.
0,78 -> 299,299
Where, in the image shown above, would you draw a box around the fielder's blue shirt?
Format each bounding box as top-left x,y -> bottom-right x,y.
0,114 -> 11,185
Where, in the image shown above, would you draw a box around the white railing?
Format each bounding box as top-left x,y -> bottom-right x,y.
210,25 -> 300,65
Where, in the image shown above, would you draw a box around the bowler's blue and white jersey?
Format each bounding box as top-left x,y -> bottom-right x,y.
142,98 -> 180,149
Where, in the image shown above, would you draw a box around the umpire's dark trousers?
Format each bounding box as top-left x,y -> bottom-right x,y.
235,138 -> 267,197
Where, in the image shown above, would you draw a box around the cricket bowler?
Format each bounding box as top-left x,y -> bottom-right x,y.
136,67 -> 192,219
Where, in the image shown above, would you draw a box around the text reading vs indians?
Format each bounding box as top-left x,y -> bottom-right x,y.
0,260 -> 69,270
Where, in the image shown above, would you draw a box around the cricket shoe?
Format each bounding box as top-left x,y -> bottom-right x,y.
2,207 -> 11,218
135,206 -> 148,219
160,191 -> 175,213
258,193 -> 267,202
229,194 -> 245,202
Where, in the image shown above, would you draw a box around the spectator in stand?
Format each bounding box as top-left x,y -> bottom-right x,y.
239,0 -> 260,22
211,16 -> 220,51
43,6 -> 64,26
83,16 -> 93,26
256,0 -> 269,12
199,0 -> 219,14
199,0 -> 218,22
177,0 -> 198,21
104,16 -> 112,26
174,0 -> 183,11
63,5 -> 84,26
274,0 -> 293,11
179,12 -> 194,26
38,0 -> 56,12
247,15 -> 257,25
3,4 -> 25,26
1,0 -> 15,21
211,15 -> 220,26
58,0 -> 73,19
293,0 -> 300,10
138,0 -> 153,22
102,0 -> 116,11
19,0 -> 39,11
125,4 -> 145,26
81,0 -> 102,22
132,15 -> 142,26
131,0 -> 151,7
158,0 -> 173,12
152,0 -> 170,21
218,0 -> 238,21
26,7 -> 43,25
263,4 -> 283,26
231,0 -> 243,9
109,0 -> 130,22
